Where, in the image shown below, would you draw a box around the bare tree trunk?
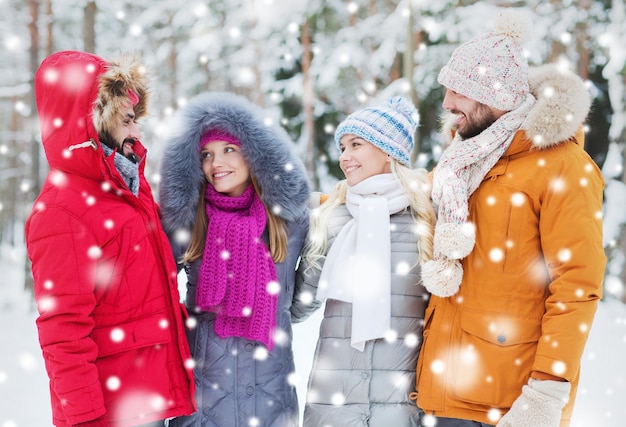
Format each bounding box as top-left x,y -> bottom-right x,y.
249,3 -> 263,106
576,0 -> 591,80
25,0 -> 41,295
168,14 -> 178,111
83,1 -> 96,53
45,0 -> 53,56
8,97 -> 19,246
404,2 -> 421,162
301,20 -> 317,188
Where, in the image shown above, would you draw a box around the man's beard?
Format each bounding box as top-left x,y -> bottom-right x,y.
99,132 -> 139,163
457,103 -> 499,140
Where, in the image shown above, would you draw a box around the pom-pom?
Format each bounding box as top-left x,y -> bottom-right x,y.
495,9 -> 533,43
421,258 -> 463,297
434,222 -> 476,259
388,96 -> 419,128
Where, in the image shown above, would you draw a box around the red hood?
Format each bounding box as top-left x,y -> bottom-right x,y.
35,51 -> 110,179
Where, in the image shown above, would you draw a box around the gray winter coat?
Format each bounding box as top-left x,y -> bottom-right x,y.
292,203 -> 427,427
159,92 -> 310,427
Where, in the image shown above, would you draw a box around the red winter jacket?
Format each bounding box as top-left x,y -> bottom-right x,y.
25,51 -> 195,427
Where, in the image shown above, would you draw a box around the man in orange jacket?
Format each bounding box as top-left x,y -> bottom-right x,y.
413,9 -> 606,427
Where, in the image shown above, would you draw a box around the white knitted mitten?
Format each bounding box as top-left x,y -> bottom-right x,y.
496,379 -> 571,427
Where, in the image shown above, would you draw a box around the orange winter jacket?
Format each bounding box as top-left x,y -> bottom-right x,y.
415,66 -> 606,426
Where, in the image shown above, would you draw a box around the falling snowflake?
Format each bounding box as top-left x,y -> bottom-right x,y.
49,170 -> 68,187
487,408 -> 502,423
174,228 -> 191,246
253,347 -> 268,361
185,358 -> 196,370
186,317 -> 197,329
489,247 -> 504,263
106,376 -> 121,391
552,360 -> 567,375
273,328 -> 288,346
395,261 -> 411,275
557,248 -> 572,262
422,414 -> 436,427
550,177 -> 566,192
430,359 -> 445,375
510,192 -> 525,206
297,291 -> 314,305
110,328 -> 125,343
384,329 -> 398,343
330,392 -> 345,406
87,246 -> 103,260
287,371 -> 299,387
37,296 -> 56,312
404,333 -> 419,348
266,281 -> 280,295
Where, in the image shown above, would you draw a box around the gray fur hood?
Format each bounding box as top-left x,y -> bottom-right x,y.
442,64 -> 591,148
159,92 -> 310,235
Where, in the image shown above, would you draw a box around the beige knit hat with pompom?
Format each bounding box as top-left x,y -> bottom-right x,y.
438,9 -> 533,111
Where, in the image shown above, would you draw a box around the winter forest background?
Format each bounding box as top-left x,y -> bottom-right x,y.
1,0 -> 626,426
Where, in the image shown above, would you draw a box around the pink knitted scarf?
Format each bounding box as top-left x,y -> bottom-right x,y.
196,183 -> 278,350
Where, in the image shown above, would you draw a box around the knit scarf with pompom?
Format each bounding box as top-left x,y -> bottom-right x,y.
196,183 -> 278,350
422,94 -> 535,298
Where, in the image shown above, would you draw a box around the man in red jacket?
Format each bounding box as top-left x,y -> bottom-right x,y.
26,50 -> 196,427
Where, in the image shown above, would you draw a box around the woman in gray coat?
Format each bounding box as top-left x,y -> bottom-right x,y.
159,92 -> 310,427
291,97 -> 435,427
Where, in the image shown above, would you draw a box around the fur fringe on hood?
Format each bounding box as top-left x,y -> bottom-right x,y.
93,54 -> 149,137
159,92 -> 310,236
441,64 -> 591,148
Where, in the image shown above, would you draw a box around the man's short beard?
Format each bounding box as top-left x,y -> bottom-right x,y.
99,131 -> 139,163
458,104 -> 499,140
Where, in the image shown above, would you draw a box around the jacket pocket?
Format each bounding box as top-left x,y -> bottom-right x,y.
91,313 -> 171,357
451,309 -> 541,408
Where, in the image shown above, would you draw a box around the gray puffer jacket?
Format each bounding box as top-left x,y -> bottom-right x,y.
159,92 -> 310,427
292,203 -> 428,427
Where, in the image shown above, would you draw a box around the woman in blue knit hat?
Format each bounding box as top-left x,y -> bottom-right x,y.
291,96 -> 436,426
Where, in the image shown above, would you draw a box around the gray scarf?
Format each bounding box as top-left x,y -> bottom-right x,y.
102,144 -> 139,196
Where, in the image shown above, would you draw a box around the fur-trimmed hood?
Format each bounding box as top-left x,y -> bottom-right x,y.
34,50 -> 149,179
93,54 -> 149,138
158,92 -> 310,236
441,64 -> 591,149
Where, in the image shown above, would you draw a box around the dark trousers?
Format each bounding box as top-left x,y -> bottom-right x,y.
432,417 -> 495,427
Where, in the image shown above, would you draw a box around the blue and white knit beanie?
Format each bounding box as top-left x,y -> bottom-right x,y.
334,96 -> 418,166
438,9 -> 532,111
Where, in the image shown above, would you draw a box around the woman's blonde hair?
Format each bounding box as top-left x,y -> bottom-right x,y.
303,160 -> 435,272
182,175 -> 287,264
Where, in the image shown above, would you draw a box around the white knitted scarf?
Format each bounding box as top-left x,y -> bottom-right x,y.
422,94 -> 536,297
317,173 -> 410,351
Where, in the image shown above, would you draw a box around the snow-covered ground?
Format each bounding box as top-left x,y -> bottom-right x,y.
1,242 -> 624,426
